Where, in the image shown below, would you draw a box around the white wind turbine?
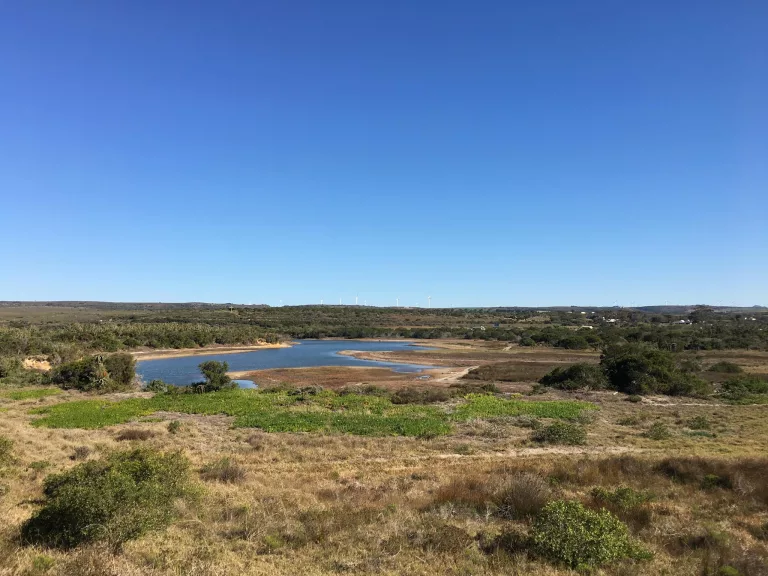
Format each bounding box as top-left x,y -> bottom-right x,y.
428,296 -> 431,308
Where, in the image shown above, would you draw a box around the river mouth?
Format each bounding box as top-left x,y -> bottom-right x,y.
135,339 -> 437,386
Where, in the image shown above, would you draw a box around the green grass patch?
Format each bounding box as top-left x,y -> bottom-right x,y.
30,399 -> 154,429
30,390 -> 594,437
452,394 -> 595,421
1,388 -> 61,401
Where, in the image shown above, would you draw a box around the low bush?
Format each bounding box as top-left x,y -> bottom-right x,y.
338,384 -> 389,397
687,416 -> 711,430
70,446 -> 91,461
50,355 -> 135,393
21,448 -> 195,549
496,472 -> 552,519
531,500 -> 650,569
391,387 -> 451,404
601,345 -> 712,396
115,429 -> 155,442
532,422 -> 587,445
644,422 -> 671,440
539,363 -> 608,391
144,379 -> 170,393
592,486 -> 654,529
201,457 -> 247,484
708,361 -> 743,374
167,420 -> 181,434
657,457 -> 768,504
719,375 -> 768,403
449,381 -> 500,395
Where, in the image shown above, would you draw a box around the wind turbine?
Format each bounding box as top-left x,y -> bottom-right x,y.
396,298 -> 399,307
428,296 -> 431,308
355,294 -> 358,306
320,299 -> 323,305
339,297 -> 342,305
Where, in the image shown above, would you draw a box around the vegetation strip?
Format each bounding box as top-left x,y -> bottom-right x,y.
29,390 -> 594,436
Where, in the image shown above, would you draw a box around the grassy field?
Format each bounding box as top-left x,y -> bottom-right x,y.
2,341 -> 768,575
28,389 -> 595,437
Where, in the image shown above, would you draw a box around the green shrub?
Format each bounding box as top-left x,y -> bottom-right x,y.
627,395 -> 643,403
644,422 -> 671,440
539,363 -> 608,391
145,379 -> 170,393
21,448 -> 195,549
708,361 -> 743,374
167,420 -> 181,434
687,416 -> 711,430
531,500 -> 649,569
103,353 -> 136,388
532,422 -> 587,445
49,356 -> 132,393
601,345 -> 712,396
719,375 -> 768,403
197,361 -> 235,392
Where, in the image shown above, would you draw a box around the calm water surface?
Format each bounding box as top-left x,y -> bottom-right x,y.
136,340 -> 436,386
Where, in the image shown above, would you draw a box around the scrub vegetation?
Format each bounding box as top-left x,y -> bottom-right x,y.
2,302 -> 768,575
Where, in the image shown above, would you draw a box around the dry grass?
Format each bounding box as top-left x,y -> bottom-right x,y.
115,429 -> 155,442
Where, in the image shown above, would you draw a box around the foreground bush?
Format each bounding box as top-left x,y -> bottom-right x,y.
531,500 -> 649,569
601,345 -> 711,396
532,421 -> 587,445
719,375 -> 768,403
50,354 -> 136,393
708,361 -> 743,374
21,448 -> 196,549
539,363 -> 608,391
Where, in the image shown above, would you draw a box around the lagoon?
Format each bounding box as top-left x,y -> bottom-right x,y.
136,339 -> 435,386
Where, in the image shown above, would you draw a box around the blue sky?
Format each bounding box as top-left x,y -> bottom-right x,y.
1,1 -> 765,307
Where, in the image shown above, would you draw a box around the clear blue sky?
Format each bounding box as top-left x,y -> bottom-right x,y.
1,1 -> 765,307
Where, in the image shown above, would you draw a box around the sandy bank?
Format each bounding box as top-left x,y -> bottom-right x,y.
131,342 -> 292,361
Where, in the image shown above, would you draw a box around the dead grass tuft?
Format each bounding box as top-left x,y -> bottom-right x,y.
115,429 -> 155,442
200,458 -> 247,484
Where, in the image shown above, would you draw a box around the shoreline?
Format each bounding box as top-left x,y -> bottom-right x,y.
131,342 -> 292,361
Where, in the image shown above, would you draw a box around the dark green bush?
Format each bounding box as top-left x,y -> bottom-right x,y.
719,375 -> 768,403
644,422 -> 671,440
167,420 -> 182,434
601,345 -> 712,396
531,500 -> 649,569
145,379 -> 170,393
539,363 -> 607,391
50,355 -> 132,393
708,361 -> 743,374
21,448 -> 195,549
532,422 -> 587,445
103,353 -> 136,388
197,361 -> 235,392
687,416 -> 711,430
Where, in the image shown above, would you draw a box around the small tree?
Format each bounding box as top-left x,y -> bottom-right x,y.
198,361 -> 234,391
103,353 -> 136,388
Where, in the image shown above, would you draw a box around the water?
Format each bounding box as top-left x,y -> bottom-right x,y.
136,339 -> 436,386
